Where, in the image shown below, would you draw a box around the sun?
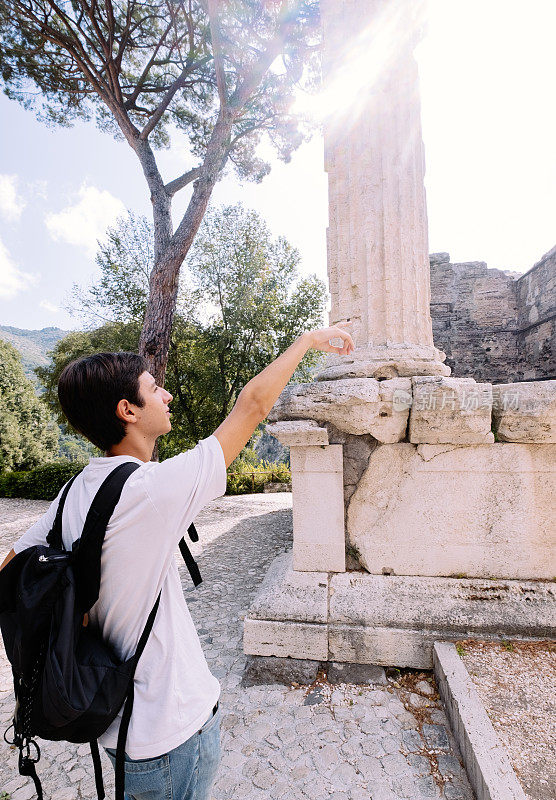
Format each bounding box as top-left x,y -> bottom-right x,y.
292,0 -> 427,137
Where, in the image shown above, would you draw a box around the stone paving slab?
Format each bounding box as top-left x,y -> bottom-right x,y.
0,495 -> 475,800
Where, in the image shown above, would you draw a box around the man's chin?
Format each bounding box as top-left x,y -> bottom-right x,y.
155,420 -> 172,438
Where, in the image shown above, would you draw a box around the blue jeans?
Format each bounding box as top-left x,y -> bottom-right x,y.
105,706 -> 221,800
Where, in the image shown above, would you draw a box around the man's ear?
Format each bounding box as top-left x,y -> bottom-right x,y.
115,398 -> 138,424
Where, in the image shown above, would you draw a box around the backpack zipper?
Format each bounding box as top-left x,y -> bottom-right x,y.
38,554 -> 68,563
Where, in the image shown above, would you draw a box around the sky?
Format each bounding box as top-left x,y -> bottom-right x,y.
0,0 -> 555,332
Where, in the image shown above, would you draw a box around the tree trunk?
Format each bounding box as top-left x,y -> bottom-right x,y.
138,112 -> 234,385
138,177 -> 216,384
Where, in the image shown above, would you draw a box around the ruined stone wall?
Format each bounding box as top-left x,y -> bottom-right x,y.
515,246 -> 556,380
429,248 -> 556,383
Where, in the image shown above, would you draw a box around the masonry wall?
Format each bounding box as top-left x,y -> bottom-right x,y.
429,247 -> 556,383
515,246 -> 556,380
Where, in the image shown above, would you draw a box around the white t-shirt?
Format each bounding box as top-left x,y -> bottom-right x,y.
13,435 -> 227,759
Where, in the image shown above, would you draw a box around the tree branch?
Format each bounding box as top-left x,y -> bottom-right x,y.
123,17 -> 175,109
207,0 -> 227,107
164,166 -> 202,197
139,56 -> 210,139
231,1 -> 294,111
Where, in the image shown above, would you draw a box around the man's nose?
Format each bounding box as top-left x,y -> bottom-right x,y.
165,390 -> 173,403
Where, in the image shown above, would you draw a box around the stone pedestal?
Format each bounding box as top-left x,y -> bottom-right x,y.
492,380 -> 556,443
268,378 -> 411,442
245,382 -> 556,669
290,445 -> 345,573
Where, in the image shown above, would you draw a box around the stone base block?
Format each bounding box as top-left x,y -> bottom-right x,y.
328,624 -> 446,669
347,442 -> 556,579
241,655 -> 322,687
247,552 -> 328,623
493,380 -> 556,443
243,552 -> 555,668
327,661 -> 388,685
240,656 -> 388,687
409,376 -> 494,444
243,618 -> 328,660
266,419 -> 329,446
290,445 -> 345,572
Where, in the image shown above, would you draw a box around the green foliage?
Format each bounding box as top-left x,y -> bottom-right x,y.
41,206 -> 326,455
0,457 -> 289,499
0,461 -> 84,500
0,339 -> 58,471
0,1 -> 320,179
69,213 -> 153,326
57,430 -> 99,462
164,204 -> 326,452
35,321 -> 142,426
455,643 -> 466,658
226,458 -> 291,495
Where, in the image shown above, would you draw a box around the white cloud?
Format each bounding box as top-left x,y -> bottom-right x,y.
39,299 -> 59,313
45,184 -> 126,257
0,175 -> 26,222
0,238 -> 36,299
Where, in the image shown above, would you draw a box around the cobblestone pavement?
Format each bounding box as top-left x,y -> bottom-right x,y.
0,495 -> 475,800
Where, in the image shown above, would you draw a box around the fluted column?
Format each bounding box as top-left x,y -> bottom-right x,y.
319,0 -> 450,380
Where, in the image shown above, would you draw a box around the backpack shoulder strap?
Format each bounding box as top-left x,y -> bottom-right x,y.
114,591 -> 161,800
46,471 -> 82,550
179,534 -> 202,587
74,461 -> 141,613
75,461 -> 203,610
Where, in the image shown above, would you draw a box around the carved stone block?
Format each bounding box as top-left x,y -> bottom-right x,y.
492,380 -> 556,443
409,376 -> 494,444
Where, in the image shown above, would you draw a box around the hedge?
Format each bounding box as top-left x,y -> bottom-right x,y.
0,462 -> 85,501
0,461 -> 292,500
226,462 -> 291,495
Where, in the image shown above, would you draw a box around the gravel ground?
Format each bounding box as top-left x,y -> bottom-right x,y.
458,639 -> 556,800
0,495 -> 474,800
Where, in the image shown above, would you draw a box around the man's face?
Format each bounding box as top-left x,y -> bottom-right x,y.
135,371 -> 173,437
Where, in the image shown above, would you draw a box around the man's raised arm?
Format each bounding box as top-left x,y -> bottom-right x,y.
213,323 -> 354,467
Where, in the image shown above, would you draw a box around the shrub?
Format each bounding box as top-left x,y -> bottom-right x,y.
1,457 -> 292,500
226,459 -> 291,495
0,461 -> 85,500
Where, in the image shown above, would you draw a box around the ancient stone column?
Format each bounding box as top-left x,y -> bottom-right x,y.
319,0 -> 450,380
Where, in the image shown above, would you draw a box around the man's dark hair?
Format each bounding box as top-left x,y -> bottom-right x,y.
58,352 -> 148,451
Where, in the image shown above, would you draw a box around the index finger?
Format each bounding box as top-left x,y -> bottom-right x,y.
334,328 -> 355,349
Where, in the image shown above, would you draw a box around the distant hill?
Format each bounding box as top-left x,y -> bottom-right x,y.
0,325 -> 69,380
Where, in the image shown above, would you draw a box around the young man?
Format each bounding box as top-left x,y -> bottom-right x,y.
1,323 -> 353,800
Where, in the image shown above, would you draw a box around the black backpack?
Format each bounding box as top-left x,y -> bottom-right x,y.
0,461 -> 203,800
